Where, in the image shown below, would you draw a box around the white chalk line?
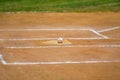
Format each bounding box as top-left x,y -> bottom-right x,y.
0,28 -> 105,40
3,60 -> 120,65
0,37 -> 103,41
90,29 -> 108,39
0,54 -> 7,65
0,54 -> 120,65
5,45 -> 120,49
98,26 -> 120,33
0,28 -> 109,40
0,27 -> 119,32
0,28 -> 90,31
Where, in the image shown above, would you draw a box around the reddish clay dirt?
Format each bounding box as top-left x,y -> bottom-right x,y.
0,12 -> 120,80
2,47 -> 120,62
101,29 -> 120,38
0,12 -> 120,30
2,39 -> 120,47
0,30 -> 100,39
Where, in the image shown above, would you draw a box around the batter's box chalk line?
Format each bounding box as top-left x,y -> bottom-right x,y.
0,28 -> 91,31
0,38 -> 105,41
0,28 -> 109,40
90,29 -> 108,39
5,45 -> 120,49
0,54 -> 120,65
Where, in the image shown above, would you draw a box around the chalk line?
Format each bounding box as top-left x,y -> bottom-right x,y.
4,60 -> 120,65
0,37 -> 103,41
0,54 -> 6,64
0,54 -> 120,65
0,28 -> 90,31
90,29 -> 108,39
5,45 -> 120,49
0,28 -> 105,40
98,26 -> 120,33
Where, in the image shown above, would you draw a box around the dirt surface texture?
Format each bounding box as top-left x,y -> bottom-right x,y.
0,12 -> 120,80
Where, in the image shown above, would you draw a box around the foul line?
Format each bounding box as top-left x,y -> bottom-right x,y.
90,29 -> 108,39
0,54 -> 120,65
98,26 -> 120,33
5,45 -> 120,49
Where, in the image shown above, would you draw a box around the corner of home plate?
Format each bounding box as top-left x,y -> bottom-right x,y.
42,40 -> 72,45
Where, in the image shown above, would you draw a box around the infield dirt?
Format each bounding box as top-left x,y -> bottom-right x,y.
0,12 -> 120,80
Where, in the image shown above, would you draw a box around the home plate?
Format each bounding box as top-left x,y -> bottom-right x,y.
42,40 -> 72,45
